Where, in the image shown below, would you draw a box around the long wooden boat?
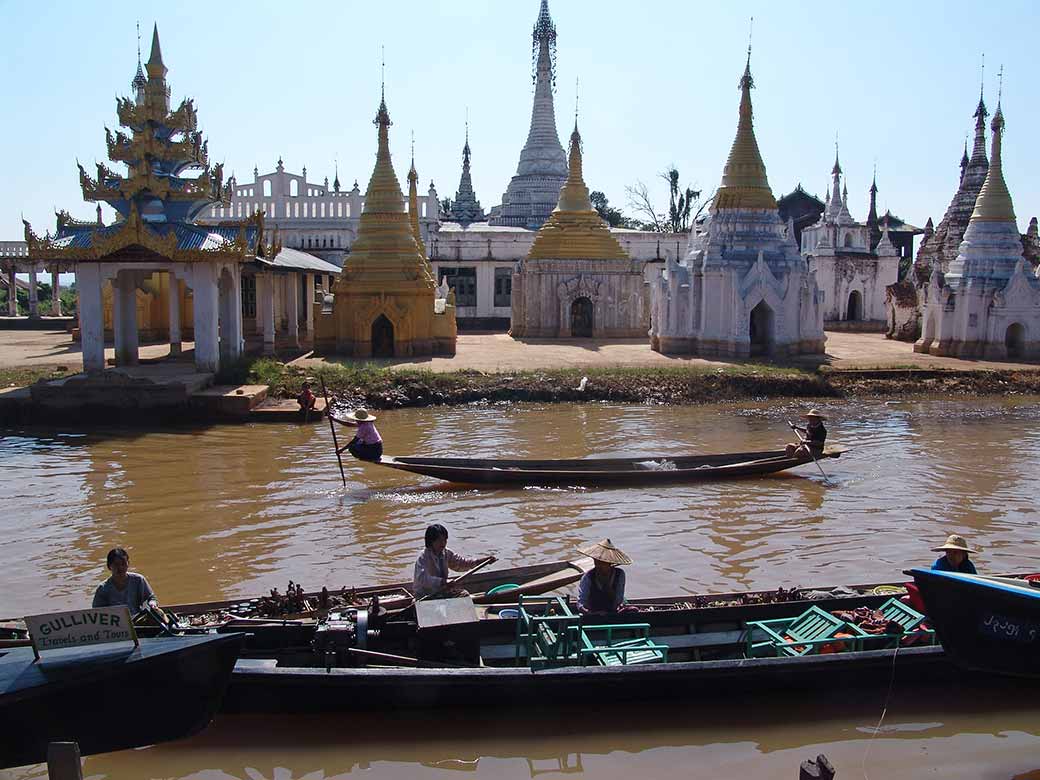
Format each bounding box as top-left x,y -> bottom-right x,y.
375,447 -> 846,486
908,567 -> 1040,679
0,633 -> 243,768
218,574 -> 1013,714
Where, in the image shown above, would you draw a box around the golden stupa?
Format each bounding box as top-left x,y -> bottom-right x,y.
527,123 -> 628,260
512,120 -> 646,339
712,52 -> 777,211
970,105 -> 1016,223
315,93 -> 455,357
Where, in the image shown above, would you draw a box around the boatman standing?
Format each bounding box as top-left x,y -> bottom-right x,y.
92,547 -> 159,616
332,407 -> 383,462
413,524 -> 496,599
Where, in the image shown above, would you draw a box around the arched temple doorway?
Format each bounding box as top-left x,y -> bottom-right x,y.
1006,323 -> 1025,359
570,297 -> 594,338
371,315 -> 395,358
846,290 -> 863,321
749,301 -> 774,356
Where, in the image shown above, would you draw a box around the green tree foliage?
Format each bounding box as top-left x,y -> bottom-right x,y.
589,191 -> 630,228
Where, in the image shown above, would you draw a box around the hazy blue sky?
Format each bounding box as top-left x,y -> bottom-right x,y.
2,0 -> 1037,240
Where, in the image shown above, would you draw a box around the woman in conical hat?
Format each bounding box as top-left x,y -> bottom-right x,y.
930,534 -> 978,575
331,408 -> 384,462
576,538 -> 635,615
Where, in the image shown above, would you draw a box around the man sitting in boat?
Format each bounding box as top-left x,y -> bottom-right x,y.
576,538 -> 636,615
91,547 -> 159,616
333,408 -> 383,462
786,410 -> 827,458
931,534 -> 978,574
413,523 -> 496,599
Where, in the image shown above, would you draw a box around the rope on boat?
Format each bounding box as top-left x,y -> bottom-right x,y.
860,643 -> 900,780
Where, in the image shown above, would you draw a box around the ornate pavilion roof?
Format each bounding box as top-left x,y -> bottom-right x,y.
24,25 -> 271,265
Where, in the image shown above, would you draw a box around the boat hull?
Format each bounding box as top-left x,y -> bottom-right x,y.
224,645 -> 955,714
378,448 -> 844,486
909,568 -> 1040,679
0,633 -> 243,769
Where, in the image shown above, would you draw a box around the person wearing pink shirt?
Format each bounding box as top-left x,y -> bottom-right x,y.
335,407 -> 383,462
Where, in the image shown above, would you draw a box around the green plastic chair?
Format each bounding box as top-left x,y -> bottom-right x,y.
746,605 -> 856,658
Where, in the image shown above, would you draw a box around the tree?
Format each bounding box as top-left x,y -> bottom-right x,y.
661,167 -> 701,233
625,181 -> 665,232
626,168 -> 706,233
589,191 -> 630,228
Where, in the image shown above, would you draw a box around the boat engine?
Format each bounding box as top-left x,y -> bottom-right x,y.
313,608 -> 379,669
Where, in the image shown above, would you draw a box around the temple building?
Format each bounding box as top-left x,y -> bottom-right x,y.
800,151 -> 903,328
24,25 -> 264,374
915,98 -> 1040,360
488,0 -> 569,229
195,158 -> 441,268
649,52 -> 825,358
314,91 -> 456,358
510,122 -> 647,338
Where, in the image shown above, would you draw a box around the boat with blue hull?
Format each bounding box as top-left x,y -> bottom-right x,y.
907,568 -> 1040,679
0,633 -> 243,769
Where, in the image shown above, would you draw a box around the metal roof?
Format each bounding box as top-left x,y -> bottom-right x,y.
264,247 -> 341,274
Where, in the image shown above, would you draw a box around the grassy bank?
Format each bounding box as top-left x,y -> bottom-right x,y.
0,366 -> 73,389
222,358 -> 1040,410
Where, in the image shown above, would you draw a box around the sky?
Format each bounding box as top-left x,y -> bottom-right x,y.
2,0 -> 1038,242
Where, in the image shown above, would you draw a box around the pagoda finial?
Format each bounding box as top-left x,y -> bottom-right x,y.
971,72 -> 1015,223
334,159 -> 340,192
375,48 -> 390,127
832,137 -> 841,175
143,22 -> 167,84
870,163 -> 878,194
714,38 -> 775,211
532,0 -> 558,90
408,130 -> 418,180
575,76 -> 579,124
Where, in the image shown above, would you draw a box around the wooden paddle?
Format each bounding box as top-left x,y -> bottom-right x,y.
416,556 -> 496,603
321,376 -> 347,487
788,420 -> 831,484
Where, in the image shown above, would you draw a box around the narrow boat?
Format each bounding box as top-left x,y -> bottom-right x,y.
0,633 -> 243,769
908,567 -> 1040,679
375,447 -> 846,486
219,578 -> 962,714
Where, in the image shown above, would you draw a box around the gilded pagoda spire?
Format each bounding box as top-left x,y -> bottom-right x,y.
970,92 -> 1015,222
527,121 -> 628,261
407,133 -> 427,258
712,48 -> 776,211
340,91 -> 433,287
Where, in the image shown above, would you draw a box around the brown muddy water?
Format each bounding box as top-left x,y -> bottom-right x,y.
1,398 -> 1039,778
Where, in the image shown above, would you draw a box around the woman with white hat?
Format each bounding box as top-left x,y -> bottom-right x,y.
576,538 -> 635,615
785,409 -> 828,458
333,408 -> 383,462
931,534 -> 978,574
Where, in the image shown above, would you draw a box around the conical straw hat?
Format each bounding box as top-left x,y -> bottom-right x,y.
931,534 -> 978,554
577,538 -> 632,566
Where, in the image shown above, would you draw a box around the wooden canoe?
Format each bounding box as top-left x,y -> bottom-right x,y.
375,447 -> 846,486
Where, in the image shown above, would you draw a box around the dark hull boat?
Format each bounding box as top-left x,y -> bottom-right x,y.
376,447 -> 846,486
0,633 -> 243,769
219,580 -> 958,714
908,568 -> 1040,679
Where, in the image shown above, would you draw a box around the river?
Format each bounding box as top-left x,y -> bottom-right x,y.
1,398 -> 1039,778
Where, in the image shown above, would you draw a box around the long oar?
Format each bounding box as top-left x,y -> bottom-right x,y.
788,420 -> 831,484
321,376 -> 347,487
416,557 -> 496,604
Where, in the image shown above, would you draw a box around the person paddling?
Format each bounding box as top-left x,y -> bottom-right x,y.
92,547 -> 159,616
786,409 -> 827,458
576,538 -> 636,615
413,523 -> 496,599
931,534 -> 978,574
332,408 -> 383,462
